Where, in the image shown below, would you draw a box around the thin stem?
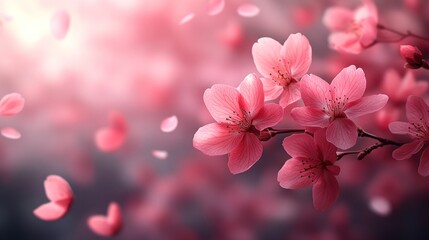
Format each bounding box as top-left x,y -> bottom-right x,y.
358,129 -> 402,146
268,128 -> 305,137
258,128 -> 306,141
337,151 -> 360,161
363,24 -> 429,49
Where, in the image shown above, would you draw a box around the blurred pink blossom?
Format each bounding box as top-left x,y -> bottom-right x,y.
278,129 -> 340,211
381,69 -> 428,103
252,33 -> 312,107
193,74 -> 283,174
323,0 -> 378,54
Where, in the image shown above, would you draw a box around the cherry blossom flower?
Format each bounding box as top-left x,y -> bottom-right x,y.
193,74 -> 283,174
252,33 -> 312,108
291,65 -> 388,149
323,0 -> 378,54
278,129 -> 340,211
389,96 -> 429,176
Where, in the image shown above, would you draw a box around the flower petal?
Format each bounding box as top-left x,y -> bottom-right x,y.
418,147 -> 429,177
33,201 -> 69,221
278,157 -> 315,189
282,133 -> 318,159
291,107 -> 330,128
228,133 -> 262,174
328,32 -> 363,54
0,93 -> 25,116
406,96 -> 429,123
326,118 -> 357,149
312,171 -> 339,211
344,94 -> 388,119
44,175 -> 73,202
323,7 -> 354,31
279,82 -> 301,108
238,74 -> 264,115
252,37 -> 282,77
207,0 -> 225,16
252,103 -> 283,130
300,74 -> 330,108
260,77 -> 283,101
389,121 -> 411,135
392,140 -> 424,160
193,123 -> 243,156
51,10 -> 70,40
313,129 -> 337,163
237,3 -> 260,18
160,115 -> 178,133
281,33 -> 312,79
203,84 -> 242,123
331,65 -> 366,102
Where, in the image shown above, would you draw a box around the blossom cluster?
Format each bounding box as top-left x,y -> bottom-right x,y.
193,0 -> 429,211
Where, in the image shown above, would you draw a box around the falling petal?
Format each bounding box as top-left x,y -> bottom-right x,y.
369,197 -> 391,216
87,202 -> 122,237
207,0 -> 225,16
152,150 -> 168,160
34,175 -> 74,221
51,10 -> 70,40
160,115 -> 178,132
1,127 -> 21,139
237,3 -> 260,18
179,13 -> 195,25
0,93 -> 25,116
95,112 -> 127,152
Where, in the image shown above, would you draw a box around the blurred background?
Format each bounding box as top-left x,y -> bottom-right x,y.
1,0 -> 429,239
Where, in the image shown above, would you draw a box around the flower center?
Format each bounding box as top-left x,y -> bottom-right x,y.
299,158 -> 329,183
323,89 -> 349,121
224,109 -> 253,133
409,119 -> 429,140
269,59 -> 296,87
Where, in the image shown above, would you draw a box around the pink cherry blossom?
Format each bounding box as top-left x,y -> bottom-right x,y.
381,69 -> 428,104
252,33 -> 312,108
193,74 -> 283,174
291,65 -> 388,149
389,96 -> 429,176
277,129 -> 340,211
323,0 -> 378,54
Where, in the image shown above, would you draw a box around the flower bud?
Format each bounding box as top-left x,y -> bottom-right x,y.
400,45 -> 424,69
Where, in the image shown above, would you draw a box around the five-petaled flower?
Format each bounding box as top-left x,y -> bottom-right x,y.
291,65 -> 388,149
252,33 -> 312,108
278,129 -> 340,211
389,96 -> 429,176
323,0 -> 378,54
193,74 -> 283,174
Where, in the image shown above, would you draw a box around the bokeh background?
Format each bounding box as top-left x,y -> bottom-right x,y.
1,0 -> 429,239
